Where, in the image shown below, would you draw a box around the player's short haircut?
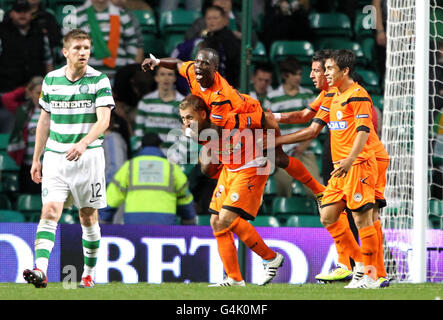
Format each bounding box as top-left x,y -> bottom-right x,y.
279,58 -> 302,76
63,29 -> 91,48
329,49 -> 356,76
312,49 -> 332,71
253,62 -> 274,75
197,47 -> 220,68
180,94 -> 210,115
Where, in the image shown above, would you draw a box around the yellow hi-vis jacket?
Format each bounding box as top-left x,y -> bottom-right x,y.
106,153 -> 195,224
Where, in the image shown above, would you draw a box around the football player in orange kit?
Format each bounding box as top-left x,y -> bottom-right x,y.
179,94 -> 284,286
268,50 -> 389,289
268,50 -> 389,286
141,48 -> 325,204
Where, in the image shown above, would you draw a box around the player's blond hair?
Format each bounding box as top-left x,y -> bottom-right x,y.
63,29 -> 91,48
179,94 -> 209,114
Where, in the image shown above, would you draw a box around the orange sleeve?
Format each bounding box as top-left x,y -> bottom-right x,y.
351,94 -> 374,132
309,91 -> 325,113
178,61 -> 196,90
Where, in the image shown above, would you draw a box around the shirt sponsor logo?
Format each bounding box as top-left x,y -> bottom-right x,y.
50,100 -> 92,109
328,121 -> 348,130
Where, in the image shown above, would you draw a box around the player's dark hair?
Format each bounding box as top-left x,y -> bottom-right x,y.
180,94 -> 210,115
253,62 -> 274,75
204,5 -> 226,17
329,49 -> 356,76
279,58 -> 302,76
312,49 -> 332,71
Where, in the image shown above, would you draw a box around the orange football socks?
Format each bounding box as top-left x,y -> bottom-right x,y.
326,215 -> 363,264
336,212 -> 353,270
284,156 -> 325,195
373,219 -> 387,278
213,229 -> 243,281
230,216 -> 276,261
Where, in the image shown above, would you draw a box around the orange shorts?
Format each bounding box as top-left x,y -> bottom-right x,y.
209,164 -> 269,220
375,158 -> 389,208
322,156 -> 378,212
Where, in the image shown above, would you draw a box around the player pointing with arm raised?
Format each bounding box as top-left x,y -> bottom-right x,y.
23,29 -> 113,289
142,49 -> 325,206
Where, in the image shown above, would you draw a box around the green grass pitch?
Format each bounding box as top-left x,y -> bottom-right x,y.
1,282 -> 442,300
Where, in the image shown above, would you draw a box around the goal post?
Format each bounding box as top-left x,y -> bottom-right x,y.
382,0 -> 442,283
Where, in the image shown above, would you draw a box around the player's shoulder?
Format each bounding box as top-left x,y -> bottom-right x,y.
141,89 -> 159,100
351,82 -> 371,99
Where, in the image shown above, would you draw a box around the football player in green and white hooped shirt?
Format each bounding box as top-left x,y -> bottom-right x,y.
23,29 -> 114,289
64,0 -> 138,80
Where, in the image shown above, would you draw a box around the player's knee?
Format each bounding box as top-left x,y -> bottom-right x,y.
41,203 -> 63,221
79,207 -> 98,225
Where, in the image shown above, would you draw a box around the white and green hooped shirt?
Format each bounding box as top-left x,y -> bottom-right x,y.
39,65 -> 115,153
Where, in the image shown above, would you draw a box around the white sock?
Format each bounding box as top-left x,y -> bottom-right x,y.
35,219 -> 58,275
81,222 -> 101,278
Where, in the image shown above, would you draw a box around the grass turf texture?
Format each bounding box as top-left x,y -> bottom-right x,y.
0,282 -> 442,300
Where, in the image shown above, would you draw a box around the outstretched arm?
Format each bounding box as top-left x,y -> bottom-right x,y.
274,121 -> 324,148
277,108 -> 316,124
141,54 -> 183,71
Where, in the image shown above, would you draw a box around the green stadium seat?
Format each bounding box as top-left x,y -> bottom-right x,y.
16,194 -> 42,222
159,10 -> 201,34
0,152 -> 19,171
359,37 -> 376,65
269,40 -> 315,64
371,94 -> 384,111
272,196 -> 317,217
250,215 -> 280,227
314,38 -> 367,66
143,35 -> 165,58
196,215 -> 211,226
354,10 -> 373,39
164,33 -> 185,55
252,41 -> 268,63
0,210 -> 26,222
309,139 -> 323,156
429,199 -> 443,229
0,194 -> 12,210
354,69 -> 381,94
0,133 -> 9,151
309,13 -> 353,38
132,10 -> 157,34
285,215 -> 323,228
1,172 -> 20,193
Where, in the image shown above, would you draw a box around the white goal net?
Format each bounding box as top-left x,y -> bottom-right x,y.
381,0 -> 443,282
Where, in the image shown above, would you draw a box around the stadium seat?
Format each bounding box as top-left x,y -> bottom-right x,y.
371,94 -> 384,111
0,210 -> 25,222
309,139 -> 323,156
429,199 -> 442,229
354,69 -> 381,94
159,10 -> 201,34
291,180 -> 307,197
143,35 -> 166,58
196,215 -> 211,226
250,215 -> 280,227
309,13 -> 353,38
272,196 -> 317,217
16,194 -> 42,222
132,10 -> 157,34
314,38 -> 367,66
285,215 -> 323,228
0,133 -> 9,151
0,194 -> 12,210
1,172 -> 20,193
0,152 -> 19,171
354,10 -> 374,39
269,40 -> 315,64
252,41 -> 268,63
165,33 -> 185,56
